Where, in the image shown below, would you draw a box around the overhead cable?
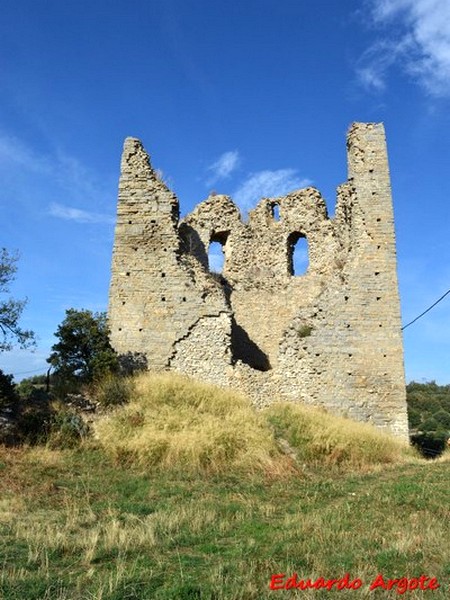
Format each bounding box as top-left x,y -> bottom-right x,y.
402,288 -> 450,330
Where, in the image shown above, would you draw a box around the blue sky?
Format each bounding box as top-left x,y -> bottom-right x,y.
1,0 -> 449,383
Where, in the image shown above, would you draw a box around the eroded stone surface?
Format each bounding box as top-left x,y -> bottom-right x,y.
109,123 -> 409,439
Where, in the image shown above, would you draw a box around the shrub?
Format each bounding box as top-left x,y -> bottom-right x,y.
46,409 -> 90,449
296,324 -> 313,338
117,351 -> 148,376
15,394 -> 53,445
16,374 -> 48,401
0,369 -> 17,408
411,432 -> 448,459
91,373 -> 134,407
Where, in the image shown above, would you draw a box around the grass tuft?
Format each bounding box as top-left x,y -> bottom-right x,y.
90,373 -> 135,407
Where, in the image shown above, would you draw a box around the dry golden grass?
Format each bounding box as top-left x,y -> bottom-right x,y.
435,447 -> 450,462
94,372 -> 417,475
94,372 -> 294,476
265,401 -> 417,469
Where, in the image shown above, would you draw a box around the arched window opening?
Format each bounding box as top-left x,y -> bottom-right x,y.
288,232 -> 309,276
208,241 -> 224,273
210,234 -> 229,276
208,232 -> 229,274
271,203 -> 280,221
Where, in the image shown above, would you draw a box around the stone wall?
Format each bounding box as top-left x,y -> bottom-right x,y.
108,123 -> 409,440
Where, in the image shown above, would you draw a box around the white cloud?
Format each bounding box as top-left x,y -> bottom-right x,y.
360,0 -> 450,96
48,202 -> 114,224
0,134 -> 53,174
233,169 -> 312,212
1,348 -> 51,381
357,37 -> 413,92
0,132 -> 113,213
206,150 -> 240,184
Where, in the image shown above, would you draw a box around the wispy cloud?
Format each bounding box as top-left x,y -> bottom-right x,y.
233,169 -> 312,212
206,150 -> 240,185
0,134 -> 53,174
359,0 -> 450,97
48,202 -> 114,224
0,131 -> 114,213
357,38 -> 413,92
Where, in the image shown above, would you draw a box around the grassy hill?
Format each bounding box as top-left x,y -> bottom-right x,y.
1,374 -> 449,599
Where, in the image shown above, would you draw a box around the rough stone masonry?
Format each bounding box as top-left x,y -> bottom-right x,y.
108,122 -> 409,440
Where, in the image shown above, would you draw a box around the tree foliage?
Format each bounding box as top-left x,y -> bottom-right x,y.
0,248 -> 35,352
407,381 -> 450,457
47,309 -> 118,387
16,374 -> 48,401
407,381 -> 450,432
0,368 -> 18,408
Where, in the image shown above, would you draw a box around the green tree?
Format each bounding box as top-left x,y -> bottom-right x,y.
407,407 -> 422,430
434,409 -> 450,430
0,248 -> 35,351
47,309 -> 118,388
420,416 -> 439,433
0,368 -> 18,408
16,374 -> 48,401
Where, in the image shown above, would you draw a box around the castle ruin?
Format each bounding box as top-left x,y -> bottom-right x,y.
108,122 -> 409,440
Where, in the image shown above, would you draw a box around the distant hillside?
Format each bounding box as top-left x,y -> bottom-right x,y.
407,381 -> 450,457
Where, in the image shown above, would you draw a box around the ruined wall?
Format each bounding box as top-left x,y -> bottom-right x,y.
109,123 -> 409,440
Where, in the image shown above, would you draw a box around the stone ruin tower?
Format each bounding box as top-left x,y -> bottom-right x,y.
108,123 -> 409,440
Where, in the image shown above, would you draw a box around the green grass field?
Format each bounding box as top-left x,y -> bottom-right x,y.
1,374 -> 449,599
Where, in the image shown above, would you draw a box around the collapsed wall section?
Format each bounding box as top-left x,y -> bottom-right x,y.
108,124 -> 409,439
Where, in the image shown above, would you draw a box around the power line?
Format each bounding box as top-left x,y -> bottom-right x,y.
12,367 -> 47,376
402,287 -> 450,331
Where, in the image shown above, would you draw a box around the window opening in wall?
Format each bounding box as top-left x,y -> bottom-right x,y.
208,241 -> 225,273
288,232 -> 309,276
208,232 -> 229,274
271,203 -> 280,221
